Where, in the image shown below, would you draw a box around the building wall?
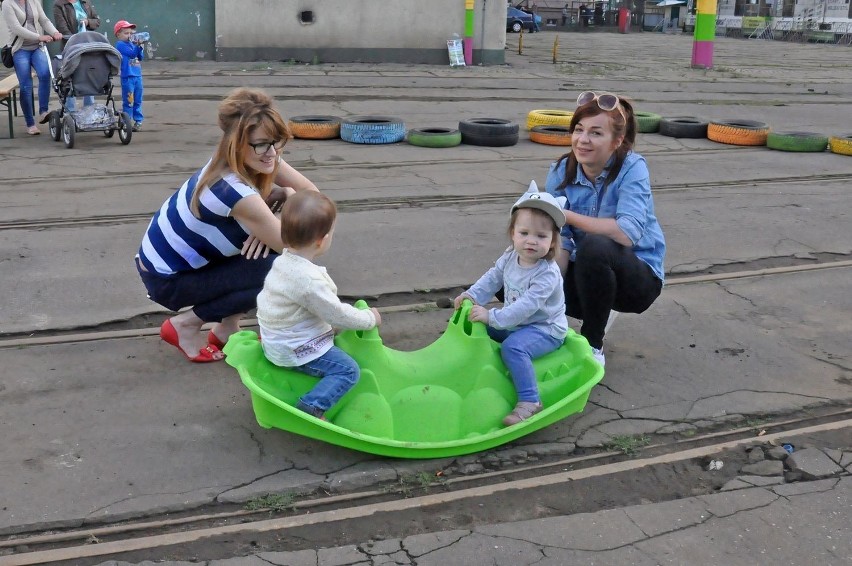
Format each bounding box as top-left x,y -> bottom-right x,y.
795,0 -> 850,19
215,0 -> 507,65
2,1 -> 506,64
33,0 -> 217,60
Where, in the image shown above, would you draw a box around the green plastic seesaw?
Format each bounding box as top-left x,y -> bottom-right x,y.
224,299 -> 604,459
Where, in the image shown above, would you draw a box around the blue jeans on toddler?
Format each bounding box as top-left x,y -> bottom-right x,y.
487,326 -> 564,403
296,346 -> 360,416
12,47 -> 51,127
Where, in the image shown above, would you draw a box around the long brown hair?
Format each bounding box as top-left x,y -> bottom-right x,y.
192,88 -> 292,216
553,96 -> 637,193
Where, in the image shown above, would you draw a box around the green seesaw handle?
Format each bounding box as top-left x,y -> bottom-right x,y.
450,299 -> 490,339
351,299 -> 382,341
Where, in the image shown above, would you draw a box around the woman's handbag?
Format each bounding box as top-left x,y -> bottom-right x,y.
1,45 -> 13,68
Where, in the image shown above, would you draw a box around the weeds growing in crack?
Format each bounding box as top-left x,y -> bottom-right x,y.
244,492 -> 296,513
604,434 -> 651,457
383,472 -> 448,498
745,417 -> 770,430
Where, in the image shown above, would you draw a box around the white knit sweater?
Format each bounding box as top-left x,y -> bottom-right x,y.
256,251 -> 376,367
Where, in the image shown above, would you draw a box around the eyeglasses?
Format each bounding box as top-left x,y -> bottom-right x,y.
577,91 -> 626,122
248,140 -> 286,155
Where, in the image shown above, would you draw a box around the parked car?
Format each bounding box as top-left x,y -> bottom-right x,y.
507,7 -> 537,33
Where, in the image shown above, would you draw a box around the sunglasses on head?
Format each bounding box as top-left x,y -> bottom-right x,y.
576,91 -> 626,121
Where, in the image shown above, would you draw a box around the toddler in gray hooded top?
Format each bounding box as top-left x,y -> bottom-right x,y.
454,182 -> 569,426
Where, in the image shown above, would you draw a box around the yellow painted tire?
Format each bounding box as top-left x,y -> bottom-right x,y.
828,134 -> 852,156
707,120 -> 770,146
527,109 -> 573,131
529,125 -> 572,146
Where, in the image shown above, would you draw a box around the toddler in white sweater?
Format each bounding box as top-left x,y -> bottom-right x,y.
256,191 -> 381,419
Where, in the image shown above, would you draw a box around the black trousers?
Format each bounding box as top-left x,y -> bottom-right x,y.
137,253 -> 277,323
565,235 -> 662,349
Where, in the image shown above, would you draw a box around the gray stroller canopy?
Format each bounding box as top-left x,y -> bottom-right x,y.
58,32 -> 122,96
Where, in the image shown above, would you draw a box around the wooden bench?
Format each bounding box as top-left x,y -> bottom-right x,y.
0,72 -> 21,139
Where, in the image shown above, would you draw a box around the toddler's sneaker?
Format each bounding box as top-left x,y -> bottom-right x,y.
502,401 -> 543,426
591,347 -> 606,367
132,121 -> 142,131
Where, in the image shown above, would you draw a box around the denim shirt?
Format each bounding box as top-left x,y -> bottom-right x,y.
544,151 -> 666,282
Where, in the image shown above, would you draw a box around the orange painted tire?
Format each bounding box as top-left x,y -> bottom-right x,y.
529,125 -> 572,146
707,120 -> 770,146
828,134 -> 852,156
526,109 -> 573,130
288,115 -> 341,139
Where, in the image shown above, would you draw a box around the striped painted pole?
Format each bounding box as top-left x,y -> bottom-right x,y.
691,0 -> 717,69
464,0 -> 475,65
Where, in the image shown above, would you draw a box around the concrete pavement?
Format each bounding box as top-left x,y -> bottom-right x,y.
170,476 -> 852,566
1,30 -> 851,561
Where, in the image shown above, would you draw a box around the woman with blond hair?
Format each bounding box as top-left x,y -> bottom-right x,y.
136,88 -> 318,363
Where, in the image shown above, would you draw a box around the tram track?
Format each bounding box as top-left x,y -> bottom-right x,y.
0,143 -> 807,185
1,259 -> 850,348
2,171 -> 851,232
1,411 -> 849,565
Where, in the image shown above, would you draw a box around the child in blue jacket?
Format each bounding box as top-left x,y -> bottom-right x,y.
113,19 -> 144,131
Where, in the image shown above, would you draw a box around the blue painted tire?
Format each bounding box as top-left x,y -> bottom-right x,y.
341,116 -> 406,144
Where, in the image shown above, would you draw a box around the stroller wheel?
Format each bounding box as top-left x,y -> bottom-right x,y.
104,128 -> 115,138
117,112 -> 133,145
48,112 -> 62,142
62,114 -> 76,149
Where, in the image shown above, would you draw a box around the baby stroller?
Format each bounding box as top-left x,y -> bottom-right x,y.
46,31 -> 130,149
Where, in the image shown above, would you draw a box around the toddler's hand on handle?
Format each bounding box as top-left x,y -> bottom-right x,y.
453,293 -> 472,310
468,305 -> 489,324
370,308 -> 382,327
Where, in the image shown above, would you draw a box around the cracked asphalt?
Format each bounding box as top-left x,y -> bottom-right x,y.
1,30 -> 850,564
153,477 -> 852,566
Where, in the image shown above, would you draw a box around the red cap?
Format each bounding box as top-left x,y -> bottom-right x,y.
113,20 -> 136,36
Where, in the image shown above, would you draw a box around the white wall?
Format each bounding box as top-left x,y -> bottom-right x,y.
215,0 -> 508,64
2,1 -> 511,65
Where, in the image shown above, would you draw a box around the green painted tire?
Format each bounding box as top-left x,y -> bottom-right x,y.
406,127 -> 462,148
766,131 -> 828,152
635,111 -> 662,133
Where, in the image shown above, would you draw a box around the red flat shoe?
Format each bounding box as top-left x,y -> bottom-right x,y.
207,330 -> 226,350
160,319 -> 223,363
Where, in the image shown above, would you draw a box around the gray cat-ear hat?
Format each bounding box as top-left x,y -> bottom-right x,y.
511,180 -> 567,228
